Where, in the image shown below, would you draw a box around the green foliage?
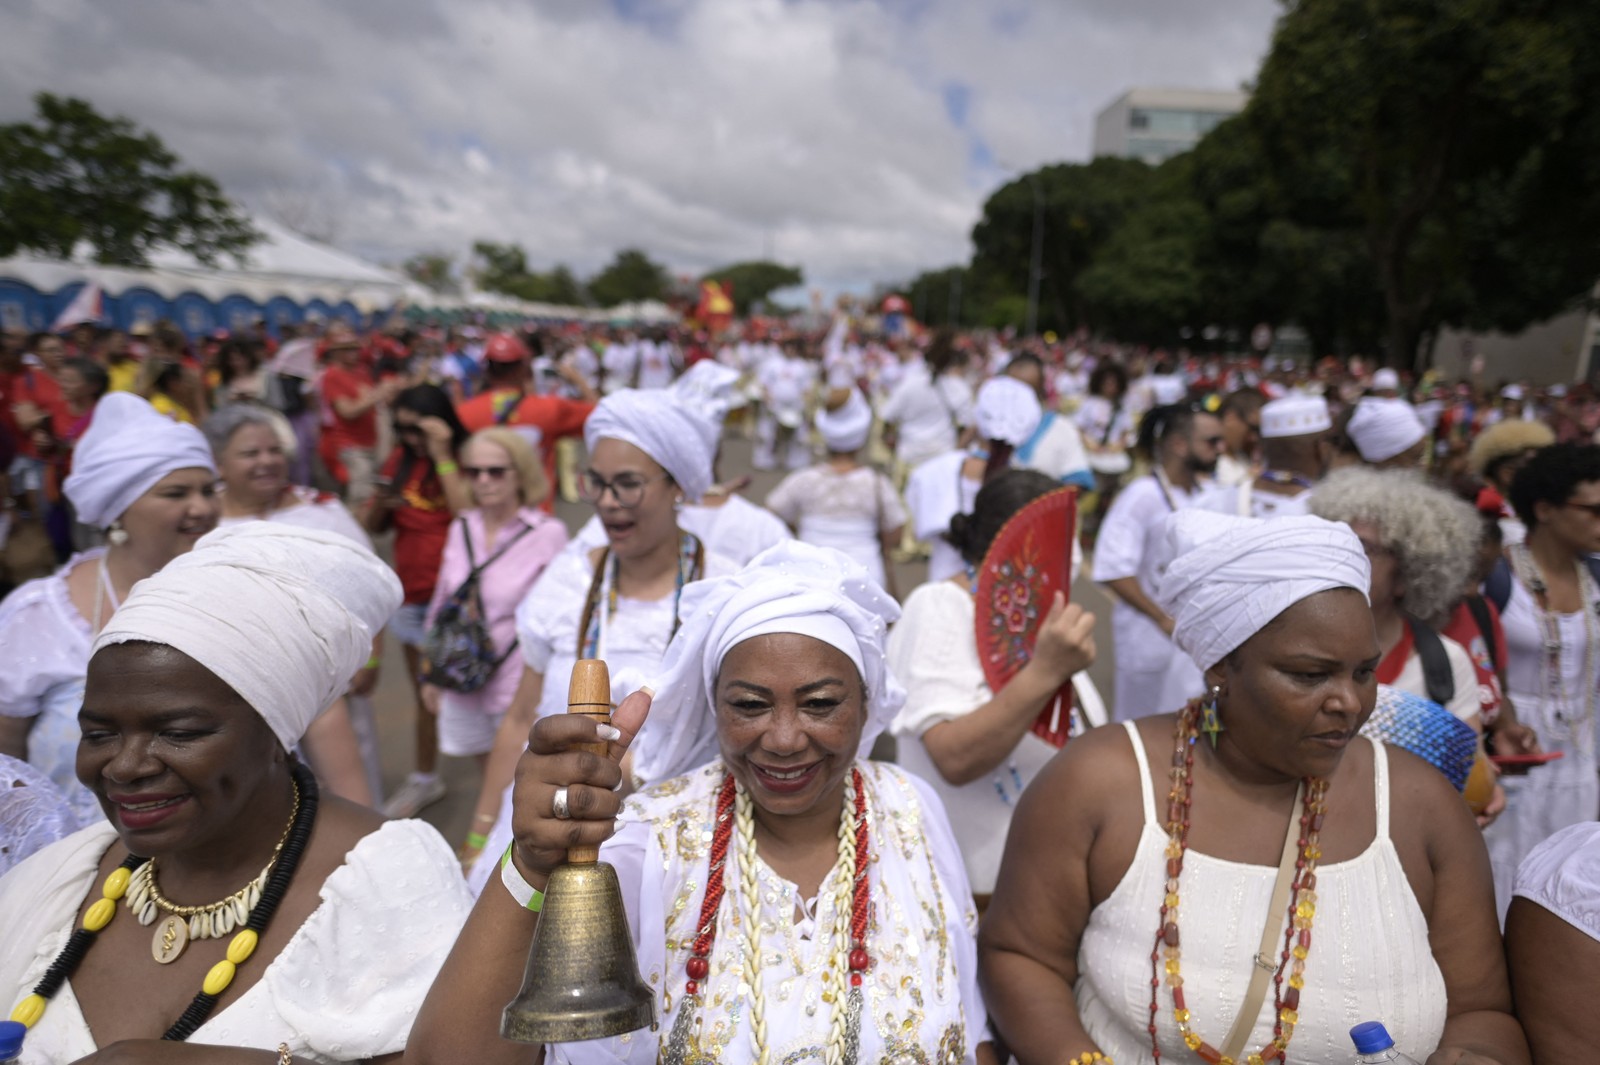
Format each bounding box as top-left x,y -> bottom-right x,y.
587,248 -> 670,308
470,241 -> 587,305
402,252 -> 458,295
903,266 -> 971,327
700,260 -> 803,316
0,93 -> 258,267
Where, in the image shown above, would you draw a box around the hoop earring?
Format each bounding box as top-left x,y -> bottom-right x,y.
1200,684 -> 1225,749
107,522 -> 130,547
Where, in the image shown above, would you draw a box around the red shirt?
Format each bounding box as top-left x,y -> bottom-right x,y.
1,367 -> 65,459
1441,597 -> 1507,725
320,365 -> 377,450
380,449 -> 454,603
457,390 -> 595,512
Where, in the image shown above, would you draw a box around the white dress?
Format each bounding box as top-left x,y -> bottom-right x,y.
1483,577 -> 1600,920
1090,476 -> 1205,721
0,819 -> 472,1064
1075,726 -> 1447,1064
548,761 -> 988,1064
216,485 -> 370,545
0,550 -> 105,826
1513,821 -> 1600,941
1190,481 -> 1313,520
764,465 -> 906,589
888,581 -> 1060,894
906,451 -> 980,583
880,363 -> 970,468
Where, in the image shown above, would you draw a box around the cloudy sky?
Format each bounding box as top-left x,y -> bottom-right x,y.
1,0 -> 1279,295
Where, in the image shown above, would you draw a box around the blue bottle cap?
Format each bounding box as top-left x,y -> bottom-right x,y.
0,1019 -> 24,1058
1350,1021 -> 1395,1054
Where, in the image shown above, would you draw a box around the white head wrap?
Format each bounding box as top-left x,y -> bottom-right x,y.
669,361 -> 745,454
583,388 -> 715,502
92,524 -> 401,752
1259,393 -> 1331,439
1346,397 -> 1426,462
1152,374 -> 1189,405
815,387 -> 873,453
63,392 -> 216,528
632,541 -> 904,785
973,376 -> 1042,446
1370,368 -> 1400,391
1159,510 -> 1371,672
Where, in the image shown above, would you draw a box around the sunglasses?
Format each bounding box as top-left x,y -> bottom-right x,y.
463,465 -> 511,480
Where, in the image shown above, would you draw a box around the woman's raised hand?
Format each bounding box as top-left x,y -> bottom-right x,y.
1028,591 -> 1097,685
507,687 -> 653,881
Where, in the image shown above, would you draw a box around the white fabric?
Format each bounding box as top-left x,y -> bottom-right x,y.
888,581 -> 1061,893
765,465 -> 906,590
0,819 -> 472,1064
1090,475 -> 1204,719
972,376 -> 1042,446
1514,821 -> 1600,942
906,450 -> 981,583
814,386 -> 873,452
547,761 -> 988,1064
216,485 -> 370,545
62,392 -> 216,527
1390,633 -> 1481,724
632,541 -> 903,786
668,360 -> 743,452
1150,374 -> 1188,406
880,362 -> 970,466
1347,398 -> 1427,462
1371,368 -> 1400,391
1259,392 -> 1331,438
1483,577 -> 1600,921
93,524 -> 402,752
1213,452 -> 1253,488
1158,510 -> 1371,672
1190,481 -> 1314,520
1076,728 -> 1446,1064
583,388 -> 715,502
570,496 -> 791,568
0,550 -> 106,825
1017,412 -> 1092,484
0,753 -> 78,876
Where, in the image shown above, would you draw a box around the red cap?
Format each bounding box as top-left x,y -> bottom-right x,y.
484,332 -> 531,363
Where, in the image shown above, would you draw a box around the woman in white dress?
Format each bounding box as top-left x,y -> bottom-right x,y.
765,385 -> 905,594
0,394 -> 218,825
981,511 -> 1525,1065
0,524 -> 473,1064
408,542 -> 995,1064
463,389 -> 735,885
1483,443 -> 1600,918
891,468 -> 1097,901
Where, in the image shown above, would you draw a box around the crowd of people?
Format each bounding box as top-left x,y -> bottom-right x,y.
0,309 -> 1597,1064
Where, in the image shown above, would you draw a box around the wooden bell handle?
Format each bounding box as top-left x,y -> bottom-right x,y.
565,658 -> 613,865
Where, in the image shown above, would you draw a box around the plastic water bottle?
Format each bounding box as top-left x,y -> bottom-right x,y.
0,1019 -> 24,1064
1350,1021 -> 1423,1064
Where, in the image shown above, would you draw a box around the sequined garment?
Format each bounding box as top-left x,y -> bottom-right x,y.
548,760 -> 987,1065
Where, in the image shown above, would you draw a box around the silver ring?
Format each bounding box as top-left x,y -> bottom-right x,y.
552,786 -> 572,820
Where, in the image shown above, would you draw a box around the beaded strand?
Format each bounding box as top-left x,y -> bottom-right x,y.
1147,703 -> 1330,1065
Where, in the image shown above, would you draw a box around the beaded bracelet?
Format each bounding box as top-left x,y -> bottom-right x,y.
1068,1053 -> 1110,1065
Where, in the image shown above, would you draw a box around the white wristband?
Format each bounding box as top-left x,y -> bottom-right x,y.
500,843 -> 545,912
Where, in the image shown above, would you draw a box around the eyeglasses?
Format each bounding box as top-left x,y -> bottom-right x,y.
463,465 -> 511,481
1564,501 -> 1600,518
578,471 -> 667,508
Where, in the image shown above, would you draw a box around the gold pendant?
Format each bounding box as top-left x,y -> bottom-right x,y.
152,913 -> 189,964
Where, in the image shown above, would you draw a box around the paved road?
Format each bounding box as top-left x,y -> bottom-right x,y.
370,434 -> 1120,849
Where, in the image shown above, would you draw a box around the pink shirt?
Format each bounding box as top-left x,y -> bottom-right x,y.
425,507 -> 569,717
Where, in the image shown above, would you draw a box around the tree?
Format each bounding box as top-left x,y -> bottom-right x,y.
1244,0 -> 1600,369
700,260 -> 803,316
402,252 -> 459,295
588,248 -> 670,307
0,92 -> 258,267
469,242 -> 587,306
904,266 -> 972,328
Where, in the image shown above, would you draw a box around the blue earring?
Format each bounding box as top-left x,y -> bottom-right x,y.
1200,685 -> 1225,749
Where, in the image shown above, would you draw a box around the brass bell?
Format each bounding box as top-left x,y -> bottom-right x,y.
501,659 -> 656,1044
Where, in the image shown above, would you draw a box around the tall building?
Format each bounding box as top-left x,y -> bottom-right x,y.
1093,88 -> 1249,164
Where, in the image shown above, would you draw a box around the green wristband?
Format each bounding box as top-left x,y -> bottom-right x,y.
500,842 -> 545,912
465,832 -> 488,850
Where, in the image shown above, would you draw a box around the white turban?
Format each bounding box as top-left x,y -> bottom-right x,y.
1260,393 -> 1331,439
974,376 -> 1042,447
669,361 -> 744,454
1347,397 -> 1426,462
1159,510 -> 1370,672
584,388 -> 715,502
815,386 -> 873,452
64,393 -> 216,528
93,524 -> 401,752
632,541 -> 904,785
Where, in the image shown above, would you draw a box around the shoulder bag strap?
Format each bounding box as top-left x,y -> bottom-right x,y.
1408,617 -> 1456,707
1463,594 -> 1499,674
1220,782 -> 1307,1061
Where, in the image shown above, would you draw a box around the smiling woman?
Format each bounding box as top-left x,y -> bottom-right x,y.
0,524 -> 474,1065
981,511 -> 1529,1065
408,541 -> 996,1065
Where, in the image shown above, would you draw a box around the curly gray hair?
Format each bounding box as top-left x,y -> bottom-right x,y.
1309,466 -> 1481,623
203,403 -> 296,460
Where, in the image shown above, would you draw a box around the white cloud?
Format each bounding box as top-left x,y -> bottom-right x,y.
0,0 -> 1277,293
